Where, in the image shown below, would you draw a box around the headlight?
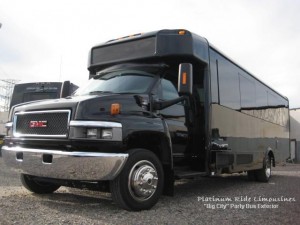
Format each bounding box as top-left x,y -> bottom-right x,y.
86,128 -> 98,139
101,129 -> 113,139
68,121 -> 122,141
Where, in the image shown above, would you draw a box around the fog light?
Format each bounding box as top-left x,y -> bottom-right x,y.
102,129 -> 113,139
87,128 -> 98,138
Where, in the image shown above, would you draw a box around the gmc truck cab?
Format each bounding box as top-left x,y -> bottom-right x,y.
3,62 -> 193,211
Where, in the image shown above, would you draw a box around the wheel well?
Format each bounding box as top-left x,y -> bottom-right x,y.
126,132 -> 175,196
126,132 -> 172,166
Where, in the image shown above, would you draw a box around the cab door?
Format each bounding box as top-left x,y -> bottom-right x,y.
155,78 -> 189,160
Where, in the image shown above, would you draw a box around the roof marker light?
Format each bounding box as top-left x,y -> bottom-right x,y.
178,30 -> 186,35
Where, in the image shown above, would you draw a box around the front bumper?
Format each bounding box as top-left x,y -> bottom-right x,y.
2,146 -> 128,181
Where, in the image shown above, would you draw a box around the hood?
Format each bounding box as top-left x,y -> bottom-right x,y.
12,94 -> 150,121
12,95 -> 97,113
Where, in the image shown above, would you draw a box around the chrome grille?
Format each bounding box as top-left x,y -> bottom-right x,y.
14,110 -> 71,138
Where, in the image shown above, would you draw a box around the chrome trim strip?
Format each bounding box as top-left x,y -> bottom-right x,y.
5,122 -> 13,128
69,120 -> 122,128
14,133 -> 67,138
2,146 -> 128,181
13,110 -> 71,138
13,115 -> 17,137
15,110 -> 71,115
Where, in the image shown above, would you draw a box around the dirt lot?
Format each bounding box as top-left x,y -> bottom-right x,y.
0,157 -> 299,225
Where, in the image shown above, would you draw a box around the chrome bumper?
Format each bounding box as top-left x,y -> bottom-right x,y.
1,146 -> 128,181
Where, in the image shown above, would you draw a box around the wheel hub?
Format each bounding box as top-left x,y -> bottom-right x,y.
265,158 -> 271,178
129,161 -> 158,201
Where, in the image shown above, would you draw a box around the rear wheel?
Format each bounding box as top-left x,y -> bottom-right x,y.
255,156 -> 272,182
247,170 -> 256,181
21,174 -> 60,194
110,149 -> 164,211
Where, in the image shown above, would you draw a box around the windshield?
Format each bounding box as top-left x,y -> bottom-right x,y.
74,70 -> 157,96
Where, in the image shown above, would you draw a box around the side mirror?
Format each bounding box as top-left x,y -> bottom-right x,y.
178,63 -> 193,96
61,81 -> 71,98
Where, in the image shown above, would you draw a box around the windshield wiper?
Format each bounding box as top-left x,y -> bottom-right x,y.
88,91 -> 115,95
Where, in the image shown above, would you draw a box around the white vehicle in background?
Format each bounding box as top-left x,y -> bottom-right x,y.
290,108 -> 300,163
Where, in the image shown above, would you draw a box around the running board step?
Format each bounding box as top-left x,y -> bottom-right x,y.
175,171 -> 207,179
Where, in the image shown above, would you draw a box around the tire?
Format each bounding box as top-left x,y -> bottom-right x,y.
247,170 -> 256,181
21,174 -> 60,194
255,156 -> 272,182
110,149 -> 164,211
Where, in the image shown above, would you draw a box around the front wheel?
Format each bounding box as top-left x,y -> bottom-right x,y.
21,174 -> 61,194
110,149 -> 164,211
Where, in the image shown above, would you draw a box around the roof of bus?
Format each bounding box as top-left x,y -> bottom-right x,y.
89,29 -> 288,101
88,29 -> 210,69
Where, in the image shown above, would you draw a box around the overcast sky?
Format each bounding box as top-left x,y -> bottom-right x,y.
0,0 -> 300,107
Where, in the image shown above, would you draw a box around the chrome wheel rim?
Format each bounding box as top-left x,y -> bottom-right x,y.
265,157 -> 271,178
128,160 -> 158,202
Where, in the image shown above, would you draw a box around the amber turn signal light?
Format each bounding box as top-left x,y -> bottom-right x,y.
111,103 -> 121,115
182,72 -> 187,85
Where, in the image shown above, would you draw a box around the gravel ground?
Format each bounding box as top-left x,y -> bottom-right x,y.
0,157 -> 299,225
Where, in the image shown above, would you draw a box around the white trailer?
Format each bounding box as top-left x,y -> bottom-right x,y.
290,108 -> 300,163
0,111 -> 8,135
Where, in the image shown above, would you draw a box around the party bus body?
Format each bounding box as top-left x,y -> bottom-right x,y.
2,29 -> 289,211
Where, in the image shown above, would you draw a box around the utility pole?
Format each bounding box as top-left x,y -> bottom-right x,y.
0,79 -> 18,112
0,24 -> 19,111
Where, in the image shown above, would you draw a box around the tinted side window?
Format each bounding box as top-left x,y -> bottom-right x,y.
158,78 -> 185,118
218,57 -> 240,110
239,73 -> 256,108
160,79 -> 179,100
209,50 -> 219,103
268,91 -> 278,107
255,82 -> 268,108
23,92 -> 58,102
